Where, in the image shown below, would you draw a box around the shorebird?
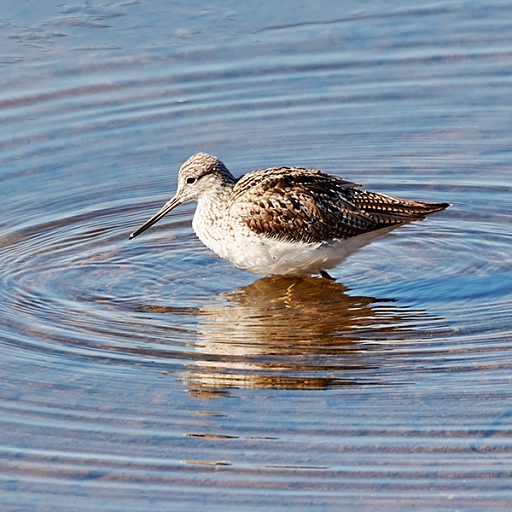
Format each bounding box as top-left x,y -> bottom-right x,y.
130,153 -> 449,278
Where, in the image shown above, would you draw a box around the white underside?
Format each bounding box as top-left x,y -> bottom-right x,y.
222,229 -> 395,276
192,201 -> 399,276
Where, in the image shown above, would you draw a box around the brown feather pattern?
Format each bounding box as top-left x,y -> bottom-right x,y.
231,166 -> 448,244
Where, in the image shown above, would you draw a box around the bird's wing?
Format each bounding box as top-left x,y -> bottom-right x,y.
231,167 -> 379,243
349,189 -> 450,224
232,167 -> 449,244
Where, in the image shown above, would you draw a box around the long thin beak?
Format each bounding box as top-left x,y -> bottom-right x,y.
129,195 -> 181,239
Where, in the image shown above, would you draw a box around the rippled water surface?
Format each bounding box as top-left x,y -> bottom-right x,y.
1,1 -> 511,510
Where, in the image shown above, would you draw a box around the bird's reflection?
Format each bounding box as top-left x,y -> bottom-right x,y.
183,276 -> 437,398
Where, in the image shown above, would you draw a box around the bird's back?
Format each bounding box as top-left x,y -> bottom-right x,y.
230,166 -> 448,244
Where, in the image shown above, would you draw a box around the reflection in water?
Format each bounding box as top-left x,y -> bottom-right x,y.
183,276 -> 440,396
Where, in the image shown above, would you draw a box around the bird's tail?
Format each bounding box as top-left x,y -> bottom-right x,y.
353,189 -> 450,226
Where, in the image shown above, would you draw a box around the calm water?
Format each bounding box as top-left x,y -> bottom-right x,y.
1,1 -> 511,510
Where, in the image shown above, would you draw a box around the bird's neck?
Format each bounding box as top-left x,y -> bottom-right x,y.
192,179 -> 236,256
201,175 -> 234,207
194,178 -> 234,228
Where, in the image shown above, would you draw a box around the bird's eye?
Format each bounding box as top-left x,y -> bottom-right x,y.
186,177 -> 196,185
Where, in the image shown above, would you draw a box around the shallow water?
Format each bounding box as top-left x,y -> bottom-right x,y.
1,1 -> 511,510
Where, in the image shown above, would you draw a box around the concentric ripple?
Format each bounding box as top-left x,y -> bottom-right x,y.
0,199 -> 458,384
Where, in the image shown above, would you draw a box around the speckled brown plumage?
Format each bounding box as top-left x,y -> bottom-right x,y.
232,166 -> 448,244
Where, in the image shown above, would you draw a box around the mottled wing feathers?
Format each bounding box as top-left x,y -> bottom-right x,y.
232,167 -> 448,244
350,189 -> 449,225
232,167 -> 370,243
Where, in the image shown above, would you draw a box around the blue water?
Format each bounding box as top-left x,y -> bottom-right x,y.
1,1 -> 511,510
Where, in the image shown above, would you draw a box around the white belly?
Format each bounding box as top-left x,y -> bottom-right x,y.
192,205 -> 397,276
